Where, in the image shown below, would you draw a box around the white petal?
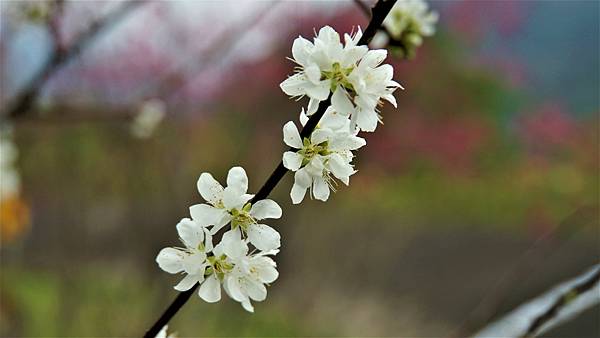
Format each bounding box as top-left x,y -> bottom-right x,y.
245,279 -> 267,302
320,107 -> 350,130
310,129 -> 331,145
209,211 -> 233,235
198,274 -> 221,303
176,218 -> 204,249
304,80 -> 331,101
203,228 -> 214,252
257,264 -> 279,284
197,173 -> 224,205
328,153 -> 355,181
226,166 -> 248,194
174,273 -> 202,291
291,168 -> 312,204
355,109 -> 379,132
189,204 -> 229,227
299,108 -> 310,125
280,73 -> 307,97
291,36 -> 313,66
305,64 -> 321,83
247,223 -> 281,251
156,248 -> 184,274
241,299 -> 254,313
312,177 -> 330,201
221,227 -> 247,259
250,199 -> 282,220
225,276 -> 247,302
291,183 -> 308,204
222,186 -> 251,210
283,151 -> 303,171
361,49 -> 388,68
282,121 -> 303,148
306,98 -> 320,116
382,93 -> 397,107
331,87 -> 355,115
181,251 -> 207,275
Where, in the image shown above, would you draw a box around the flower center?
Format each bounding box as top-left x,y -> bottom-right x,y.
206,254 -> 234,280
230,203 -> 256,230
322,62 -> 355,93
299,138 -> 330,166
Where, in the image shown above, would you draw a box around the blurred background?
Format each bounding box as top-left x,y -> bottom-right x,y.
0,0 -> 598,336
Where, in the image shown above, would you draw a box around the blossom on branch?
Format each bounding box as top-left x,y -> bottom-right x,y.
155,218 -> 213,293
280,26 -> 400,132
283,108 -> 366,204
191,167 -> 282,251
155,167 -> 281,312
373,0 -> 438,58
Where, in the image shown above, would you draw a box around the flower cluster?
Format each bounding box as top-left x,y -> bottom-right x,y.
373,0 -> 439,58
156,18 -> 415,318
156,167 -> 280,312
280,26 -> 401,133
280,26 -> 399,203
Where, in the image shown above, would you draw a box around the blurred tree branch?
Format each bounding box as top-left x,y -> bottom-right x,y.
452,205 -> 599,337
3,0 -> 147,120
474,264 -> 600,338
139,1 -> 280,103
143,1 -> 398,336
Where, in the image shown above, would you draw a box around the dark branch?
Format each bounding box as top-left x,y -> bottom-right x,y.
3,0 -> 145,120
143,1 -> 396,336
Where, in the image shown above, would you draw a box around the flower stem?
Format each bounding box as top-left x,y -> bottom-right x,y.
143,1 -> 396,336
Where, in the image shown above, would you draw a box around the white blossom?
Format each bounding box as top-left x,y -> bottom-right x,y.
131,99 -> 166,139
344,49 -> 401,132
155,218 -> 214,295
282,108 -> 366,204
184,230 -> 279,312
280,26 -> 400,132
373,0 -> 438,52
280,26 -> 368,115
385,0 -> 438,40
218,232 -> 279,313
191,167 -> 282,251
0,126 -> 21,201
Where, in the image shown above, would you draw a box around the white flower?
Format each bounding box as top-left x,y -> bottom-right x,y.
280,26 -> 400,132
155,218 -> 214,295
280,26 -> 368,116
282,108 -> 366,204
189,230 -> 279,312
218,232 -> 279,313
378,0 -> 438,51
346,49 -> 401,132
0,126 -> 21,201
191,167 -> 282,251
385,0 -> 438,39
131,98 -> 166,139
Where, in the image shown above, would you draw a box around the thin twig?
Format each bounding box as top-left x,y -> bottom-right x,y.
143,1 -> 396,336
523,266 -> 600,337
3,0 -> 146,120
451,205 -> 599,337
474,264 -> 600,338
